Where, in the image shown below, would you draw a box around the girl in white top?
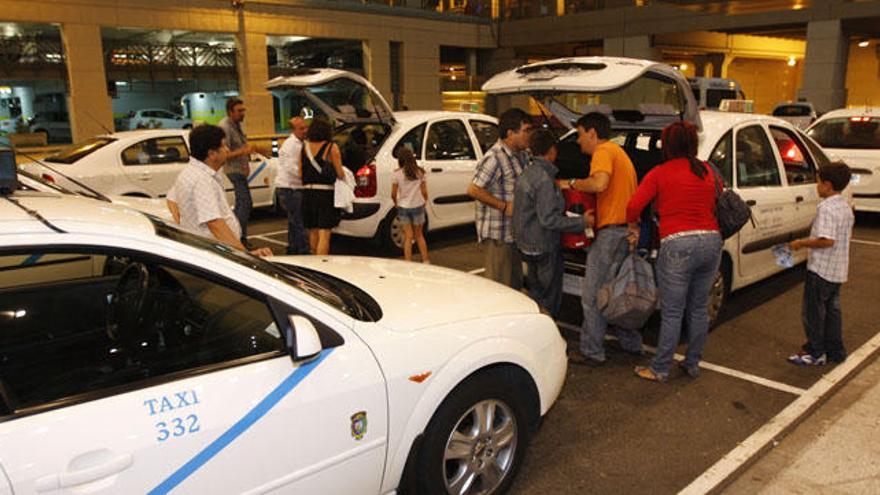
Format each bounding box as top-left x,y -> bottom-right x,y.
391,148 -> 430,263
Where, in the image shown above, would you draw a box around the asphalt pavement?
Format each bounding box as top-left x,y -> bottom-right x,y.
247,210 -> 880,494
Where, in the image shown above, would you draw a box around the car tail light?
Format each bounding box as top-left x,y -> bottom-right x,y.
355,162 -> 377,198
41,173 -> 55,183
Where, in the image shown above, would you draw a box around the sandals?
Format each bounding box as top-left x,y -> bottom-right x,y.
634,366 -> 667,383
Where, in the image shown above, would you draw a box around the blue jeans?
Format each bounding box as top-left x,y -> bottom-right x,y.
227,172 -> 252,244
801,270 -> 845,361
277,188 -> 310,255
523,249 -> 564,319
651,232 -> 723,378
581,226 -> 644,360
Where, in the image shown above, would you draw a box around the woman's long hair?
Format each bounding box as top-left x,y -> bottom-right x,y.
661,121 -> 707,179
397,148 -> 424,181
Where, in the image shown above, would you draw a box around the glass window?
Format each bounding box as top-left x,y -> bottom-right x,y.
425,120 -> 476,161
709,131 -> 734,186
393,123 -> 425,159
800,131 -> 832,169
769,126 -> 816,185
0,249 -> 283,412
773,105 -> 812,117
122,136 -> 190,166
44,138 -> 116,164
550,73 -> 684,117
706,89 -> 738,109
735,125 -> 781,188
806,117 -> 880,150
304,77 -> 390,121
469,120 -> 498,154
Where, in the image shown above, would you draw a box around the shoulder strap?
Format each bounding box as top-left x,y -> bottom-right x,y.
705,160 -> 723,199
304,141 -> 323,174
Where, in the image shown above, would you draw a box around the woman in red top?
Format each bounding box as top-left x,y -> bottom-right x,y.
627,121 -> 723,382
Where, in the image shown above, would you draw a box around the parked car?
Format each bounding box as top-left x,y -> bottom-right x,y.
484,57 -> 842,325
266,70 -> 499,252
16,165 -> 172,220
0,193 -> 566,495
806,107 -> 880,212
28,111 -> 72,143
688,76 -> 746,110
772,101 -> 817,130
123,109 -> 193,130
18,129 -> 276,209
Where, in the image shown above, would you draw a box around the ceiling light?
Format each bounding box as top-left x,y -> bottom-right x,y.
679,63 -> 688,71
858,40 -> 870,48
787,56 -> 797,67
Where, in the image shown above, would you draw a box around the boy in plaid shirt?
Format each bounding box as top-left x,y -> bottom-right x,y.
787,162 -> 855,366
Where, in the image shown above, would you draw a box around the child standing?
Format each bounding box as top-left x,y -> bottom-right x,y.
787,162 -> 855,366
391,148 -> 430,263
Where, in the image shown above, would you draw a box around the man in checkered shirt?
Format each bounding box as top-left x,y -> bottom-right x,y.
467,108 -> 533,289
166,125 -> 272,257
787,162 -> 855,366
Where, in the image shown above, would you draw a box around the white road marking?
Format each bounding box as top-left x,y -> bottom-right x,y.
468,268 -> 485,275
679,330 -> 880,495
251,235 -> 287,247
852,238 -> 880,247
555,321 -> 807,396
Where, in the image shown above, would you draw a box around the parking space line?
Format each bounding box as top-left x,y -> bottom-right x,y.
555,322 -> 806,396
680,330 -> 880,495
852,238 -> 880,247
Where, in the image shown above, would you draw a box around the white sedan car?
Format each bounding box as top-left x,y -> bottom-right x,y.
267,70 -> 499,252
484,56 -> 841,324
0,193 -> 566,495
123,109 -> 194,130
806,107 -> 879,212
18,129 -> 276,208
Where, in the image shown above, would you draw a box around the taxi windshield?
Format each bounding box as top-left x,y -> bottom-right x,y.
807,117 -> 880,150
151,218 -> 382,322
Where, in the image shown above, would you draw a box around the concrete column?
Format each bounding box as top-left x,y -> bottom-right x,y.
603,36 -> 660,61
402,41 -> 441,110
60,23 -> 114,141
235,16 -> 274,135
798,19 -> 848,113
484,47 -> 529,116
364,39 -> 392,104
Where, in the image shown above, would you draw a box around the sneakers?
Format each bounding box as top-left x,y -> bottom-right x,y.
787,351 -> 827,366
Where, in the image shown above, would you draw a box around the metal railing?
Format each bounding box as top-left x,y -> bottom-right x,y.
0,36 -> 65,68
104,41 -> 237,70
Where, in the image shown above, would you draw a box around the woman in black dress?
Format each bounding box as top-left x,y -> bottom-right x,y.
300,118 -> 345,255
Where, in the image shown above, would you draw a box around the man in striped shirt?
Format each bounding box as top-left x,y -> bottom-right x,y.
467,108 -> 533,289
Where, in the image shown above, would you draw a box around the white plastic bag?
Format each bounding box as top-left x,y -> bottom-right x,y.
334,168 -> 355,213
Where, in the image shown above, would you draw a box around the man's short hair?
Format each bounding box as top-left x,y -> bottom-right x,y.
498,108 -> 532,140
529,128 -> 557,157
576,112 -> 612,139
226,97 -> 244,114
190,125 -> 226,161
819,161 -> 852,192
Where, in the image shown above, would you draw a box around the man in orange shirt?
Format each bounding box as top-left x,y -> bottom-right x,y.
565,112 -> 644,366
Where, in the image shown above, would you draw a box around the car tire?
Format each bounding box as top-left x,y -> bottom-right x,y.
708,255 -> 731,329
377,209 -> 430,257
409,367 -> 535,495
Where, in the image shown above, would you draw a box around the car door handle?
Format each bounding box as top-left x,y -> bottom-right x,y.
35,453 -> 133,492
138,172 -> 151,181
431,168 -> 443,173
746,199 -> 757,206
795,196 -> 804,203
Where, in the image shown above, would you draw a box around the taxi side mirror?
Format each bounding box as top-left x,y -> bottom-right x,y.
285,315 -> 323,362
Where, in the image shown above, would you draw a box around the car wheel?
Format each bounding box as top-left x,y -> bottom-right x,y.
708,256 -> 731,329
377,209 -> 404,255
411,367 -> 534,495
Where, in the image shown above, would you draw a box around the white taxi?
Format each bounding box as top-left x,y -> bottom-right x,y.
267,70 -> 499,252
484,57 -> 839,324
0,192 -> 566,495
17,129 -> 276,208
806,107 -> 880,212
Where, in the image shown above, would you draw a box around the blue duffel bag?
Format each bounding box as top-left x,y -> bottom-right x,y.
596,248 -> 658,331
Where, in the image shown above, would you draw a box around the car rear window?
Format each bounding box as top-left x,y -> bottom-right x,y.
44,137 -> 116,164
807,117 -> 880,150
773,105 -> 812,117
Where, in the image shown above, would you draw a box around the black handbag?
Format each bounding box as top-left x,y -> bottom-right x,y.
708,162 -> 754,239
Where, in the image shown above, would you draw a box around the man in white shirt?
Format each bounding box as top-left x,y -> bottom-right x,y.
167,124 -> 272,256
275,116 -> 310,254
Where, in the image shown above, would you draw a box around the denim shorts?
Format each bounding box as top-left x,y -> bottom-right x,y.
397,206 -> 426,225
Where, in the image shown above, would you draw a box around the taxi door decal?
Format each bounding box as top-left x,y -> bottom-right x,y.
148,349 -> 334,495
247,161 -> 268,185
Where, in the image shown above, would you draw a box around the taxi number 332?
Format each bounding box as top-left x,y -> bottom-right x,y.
156,414 -> 200,442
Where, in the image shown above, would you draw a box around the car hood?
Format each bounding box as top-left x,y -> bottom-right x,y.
482,56 -> 700,131
272,256 -> 539,331
265,69 -> 395,126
